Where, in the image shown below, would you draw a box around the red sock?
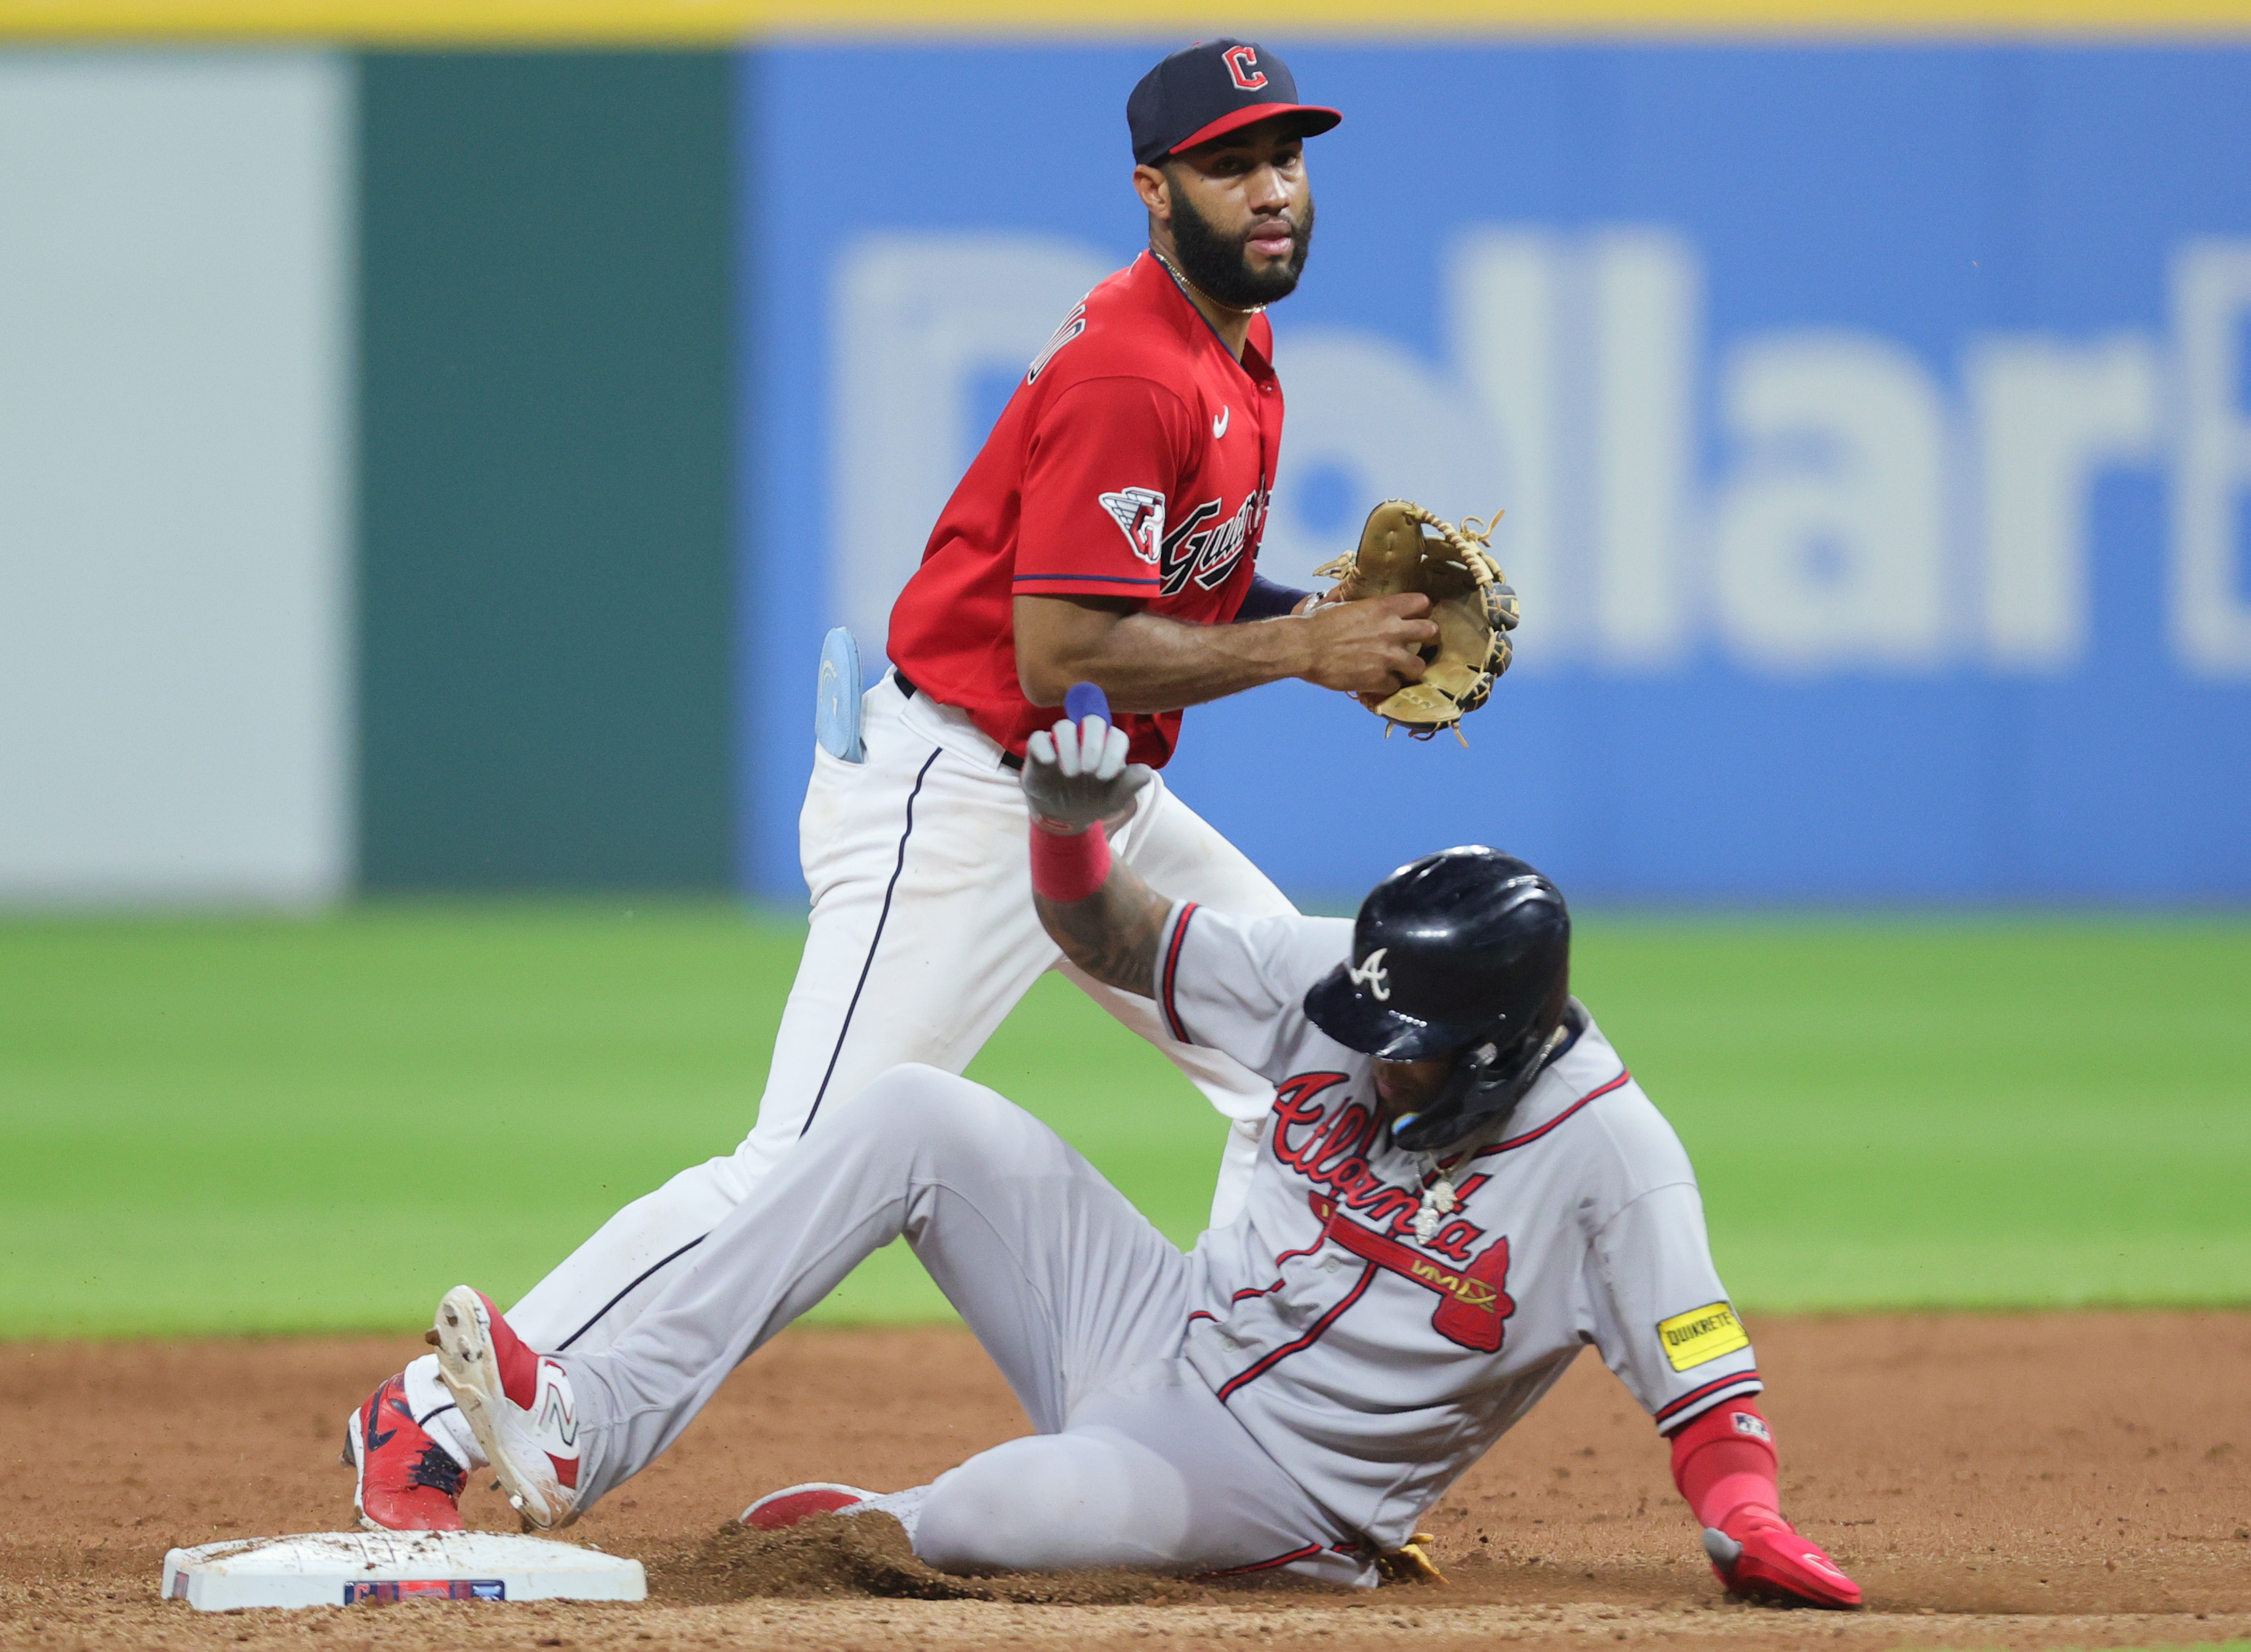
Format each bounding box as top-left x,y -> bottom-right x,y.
1669,1399 -> 1780,1529
1027,821 -> 1111,902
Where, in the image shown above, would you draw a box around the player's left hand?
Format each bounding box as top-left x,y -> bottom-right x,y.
1702,1508 -> 1862,1609
1022,684 -> 1151,836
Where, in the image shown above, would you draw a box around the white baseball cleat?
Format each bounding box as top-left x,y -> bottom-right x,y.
427,1285 -> 581,1531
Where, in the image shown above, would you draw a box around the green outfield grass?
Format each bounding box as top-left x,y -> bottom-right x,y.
0,904 -> 2245,1338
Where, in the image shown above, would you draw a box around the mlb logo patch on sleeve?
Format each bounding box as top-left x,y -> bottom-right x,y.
1656,1301 -> 1749,1372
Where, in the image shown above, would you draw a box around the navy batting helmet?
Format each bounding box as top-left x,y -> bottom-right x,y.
1303,846 -> 1571,1153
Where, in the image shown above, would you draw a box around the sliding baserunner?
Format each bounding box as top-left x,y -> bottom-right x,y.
414,701 -> 1860,1606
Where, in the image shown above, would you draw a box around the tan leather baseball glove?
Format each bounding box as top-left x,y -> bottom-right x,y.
1314,501 -> 1519,741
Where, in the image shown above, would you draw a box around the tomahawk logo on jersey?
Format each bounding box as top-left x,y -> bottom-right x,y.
1146,901 -> 1765,1553
888,253 -> 1284,768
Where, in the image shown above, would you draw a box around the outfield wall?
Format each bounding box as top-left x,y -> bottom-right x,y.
356,52 -> 735,893
0,49 -> 739,902
0,53 -> 352,905
0,33 -> 2247,904
748,44 -> 2251,905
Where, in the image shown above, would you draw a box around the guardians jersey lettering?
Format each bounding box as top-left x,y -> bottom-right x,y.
1159,487 -> 1268,597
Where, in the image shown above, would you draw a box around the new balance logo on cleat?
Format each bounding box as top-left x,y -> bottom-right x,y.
535,1359 -> 580,1457
429,1286 -> 579,1529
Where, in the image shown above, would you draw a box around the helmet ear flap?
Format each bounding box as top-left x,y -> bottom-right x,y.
1388,999 -> 1574,1154
1456,1037 -> 1502,1089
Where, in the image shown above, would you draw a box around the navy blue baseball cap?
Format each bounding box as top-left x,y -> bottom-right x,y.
1127,39 -> 1341,167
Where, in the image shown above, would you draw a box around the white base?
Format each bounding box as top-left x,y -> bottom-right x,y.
160,1531 -> 647,1611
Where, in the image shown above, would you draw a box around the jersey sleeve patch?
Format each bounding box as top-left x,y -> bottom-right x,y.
1015,377 -> 1190,600
1656,1301 -> 1750,1372
1098,487 -> 1165,564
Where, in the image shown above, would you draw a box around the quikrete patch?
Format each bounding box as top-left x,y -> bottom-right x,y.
1656,1301 -> 1749,1371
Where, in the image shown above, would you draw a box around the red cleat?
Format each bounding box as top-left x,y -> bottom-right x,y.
342,1373 -> 466,1532
1703,1509 -> 1862,1609
739,1482 -> 876,1530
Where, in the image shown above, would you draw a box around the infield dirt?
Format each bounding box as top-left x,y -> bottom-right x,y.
3,1311 -> 2247,1651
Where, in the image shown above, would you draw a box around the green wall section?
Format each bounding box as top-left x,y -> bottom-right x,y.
357,52 -> 735,891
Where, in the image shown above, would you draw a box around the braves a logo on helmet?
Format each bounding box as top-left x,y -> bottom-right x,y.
1157,485 -> 1265,596
1346,947 -> 1391,1001
1098,487 -> 1166,565
1224,45 -> 1267,91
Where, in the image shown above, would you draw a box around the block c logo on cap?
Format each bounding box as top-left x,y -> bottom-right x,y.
1224,45 -> 1267,91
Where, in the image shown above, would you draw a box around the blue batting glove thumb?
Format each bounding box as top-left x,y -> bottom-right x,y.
1064,682 -> 1111,725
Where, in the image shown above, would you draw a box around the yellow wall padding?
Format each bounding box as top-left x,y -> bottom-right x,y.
3,0 -> 2250,45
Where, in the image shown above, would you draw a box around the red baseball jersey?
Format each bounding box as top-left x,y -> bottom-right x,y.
886,251 -> 1282,768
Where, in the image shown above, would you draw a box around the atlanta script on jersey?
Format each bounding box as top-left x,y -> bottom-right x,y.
888,253 -> 1281,768
1155,904 -> 1764,1552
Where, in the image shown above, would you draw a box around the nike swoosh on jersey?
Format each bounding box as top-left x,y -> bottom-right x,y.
1212,405 -> 1230,439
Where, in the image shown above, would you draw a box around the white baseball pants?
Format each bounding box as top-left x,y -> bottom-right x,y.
405,674 -> 1292,1456
560,1064 -> 1370,1586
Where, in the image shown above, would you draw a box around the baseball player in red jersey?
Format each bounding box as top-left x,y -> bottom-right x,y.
345,39 -> 1444,1533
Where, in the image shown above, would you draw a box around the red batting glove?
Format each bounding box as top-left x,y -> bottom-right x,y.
1702,1506 -> 1862,1609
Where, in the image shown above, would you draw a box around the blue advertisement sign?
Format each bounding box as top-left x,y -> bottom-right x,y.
739,45 -> 2251,904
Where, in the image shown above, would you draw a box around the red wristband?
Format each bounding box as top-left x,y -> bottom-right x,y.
1669,1399 -> 1779,1529
1028,820 -> 1111,903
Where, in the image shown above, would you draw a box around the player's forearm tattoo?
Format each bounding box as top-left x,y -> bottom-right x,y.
1035,871 -> 1170,998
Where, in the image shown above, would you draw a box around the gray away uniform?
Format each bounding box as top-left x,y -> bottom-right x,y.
554,905 -> 1762,1585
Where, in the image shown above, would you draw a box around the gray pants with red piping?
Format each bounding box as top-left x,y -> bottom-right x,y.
553,1064 -> 1372,1586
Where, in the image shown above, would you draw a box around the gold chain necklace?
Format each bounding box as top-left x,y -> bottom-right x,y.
1149,246 -> 1266,317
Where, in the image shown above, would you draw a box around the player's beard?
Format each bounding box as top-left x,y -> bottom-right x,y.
1167,183 -> 1314,310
